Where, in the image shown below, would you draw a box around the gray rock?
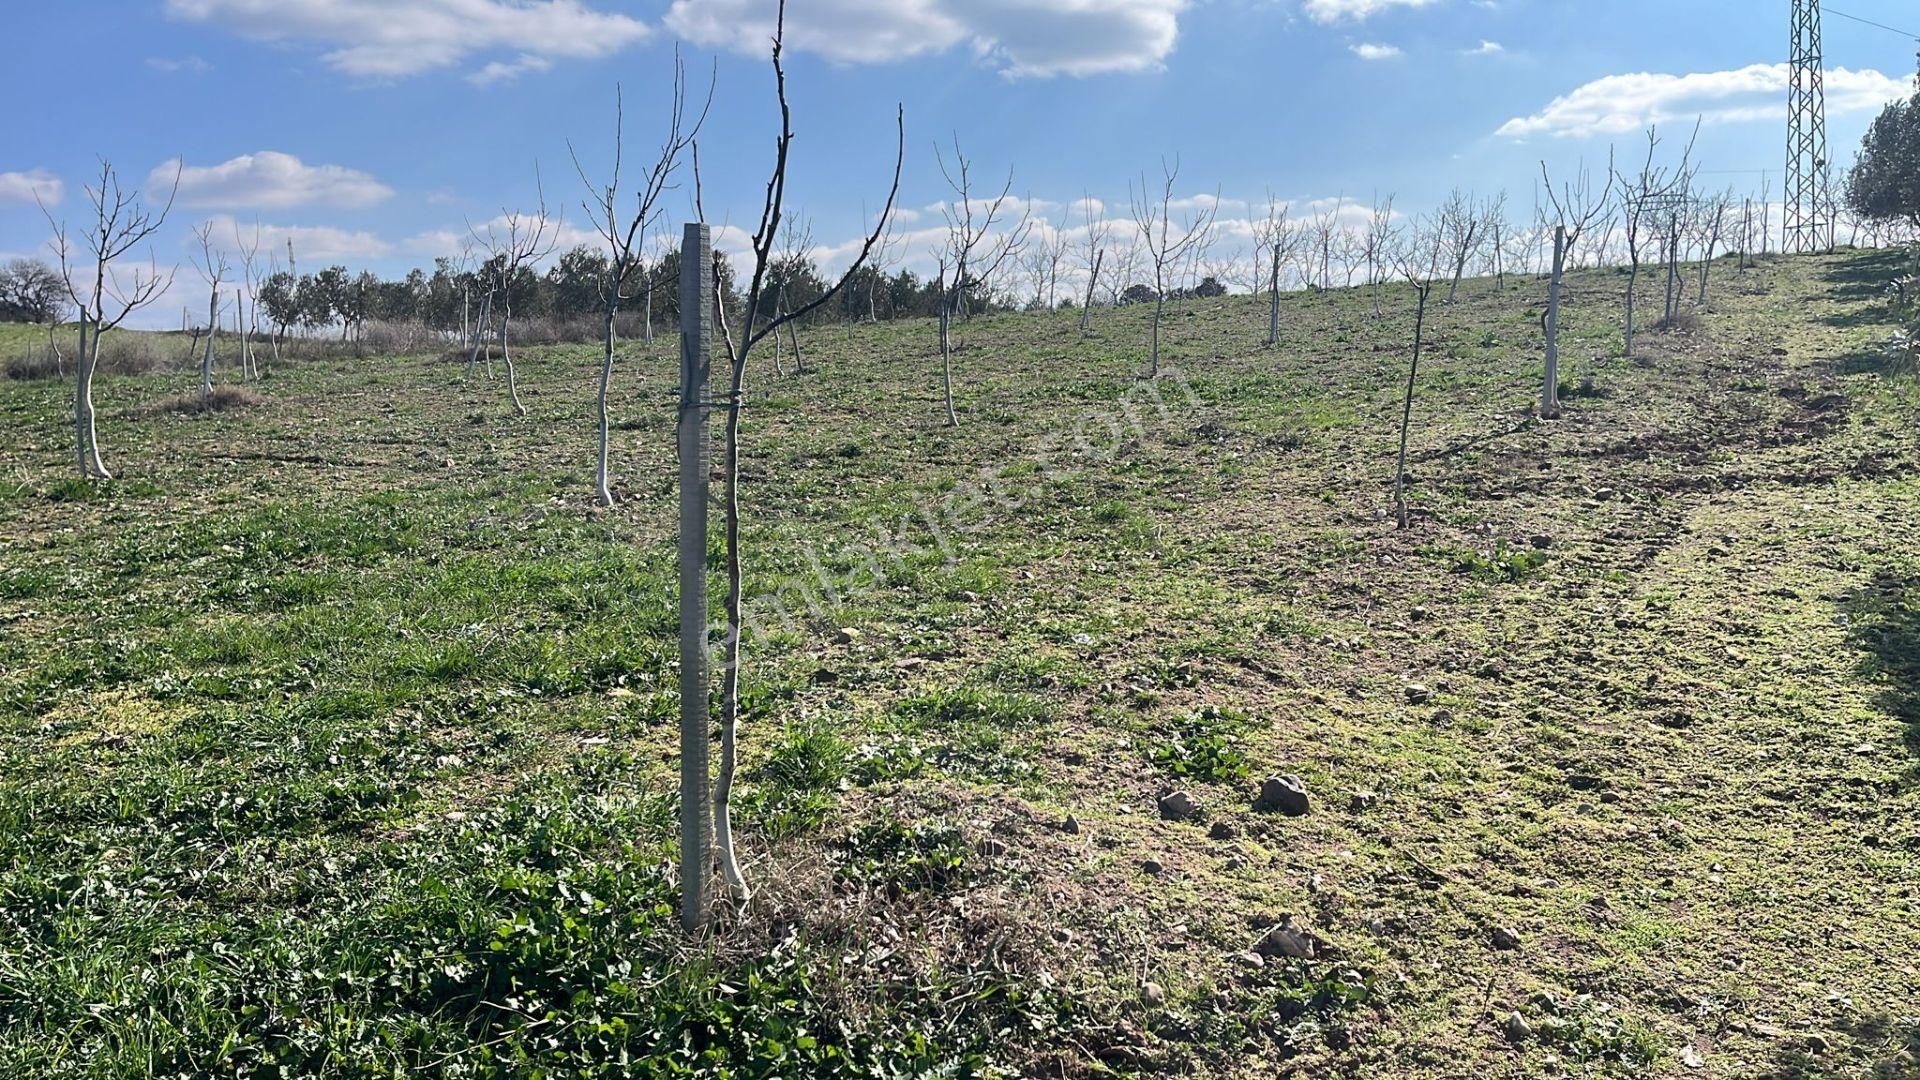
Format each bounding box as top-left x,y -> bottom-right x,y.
1208,820 -> 1239,841
1255,922 -> 1315,960
1254,775 -> 1310,817
1405,684 -> 1433,704
1504,1011 -> 1532,1043
1158,791 -> 1200,822
1061,814 -> 1082,835
1141,981 -> 1166,1006
1142,858 -> 1165,876
1491,925 -> 1522,951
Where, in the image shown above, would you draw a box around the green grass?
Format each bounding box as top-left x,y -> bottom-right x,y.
1,251 -> 1918,1077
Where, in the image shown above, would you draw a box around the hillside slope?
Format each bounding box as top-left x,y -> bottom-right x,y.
0,251 -> 1915,1078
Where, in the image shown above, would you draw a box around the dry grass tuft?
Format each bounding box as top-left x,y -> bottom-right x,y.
145,384 -> 266,416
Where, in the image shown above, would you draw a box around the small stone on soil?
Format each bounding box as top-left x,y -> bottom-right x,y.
1254,775 -> 1311,816
1504,1012 -> 1532,1043
1255,922 -> 1315,960
1405,684 -> 1433,704
1209,820 -> 1238,840
1158,791 -> 1200,822
1141,981 -> 1166,1006
1491,926 -> 1522,951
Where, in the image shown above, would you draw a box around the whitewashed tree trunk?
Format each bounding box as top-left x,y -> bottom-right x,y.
1150,290 -> 1164,377
596,309 -> 617,507
201,286 -> 219,400
466,291 -> 492,379
74,320 -> 110,478
235,287 -> 254,380
1542,226 -> 1566,419
940,297 -> 957,427
644,276 -> 656,345
500,297 -> 527,416
1080,250 -> 1102,333
708,230 -> 750,909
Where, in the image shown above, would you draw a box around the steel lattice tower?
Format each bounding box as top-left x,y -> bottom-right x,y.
1785,0 -> 1834,253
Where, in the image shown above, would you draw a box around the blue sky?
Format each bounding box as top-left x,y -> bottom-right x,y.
2,0 -> 1916,325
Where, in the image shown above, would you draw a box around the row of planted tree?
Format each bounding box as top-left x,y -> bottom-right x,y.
32,5 -> 1920,932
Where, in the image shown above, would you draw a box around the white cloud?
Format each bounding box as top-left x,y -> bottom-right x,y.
204,214 -> 397,261
0,169 -> 63,206
155,152 -> 394,210
146,55 -> 212,73
1463,39 -> 1502,55
163,0 -> 651,80
407,214 -> 601,263
1498,63 -> 1910,139
1303,0 -> 1438,24
1350,42 -> 1401,60
664,0 -> 1188,78
469,54 -> 554,85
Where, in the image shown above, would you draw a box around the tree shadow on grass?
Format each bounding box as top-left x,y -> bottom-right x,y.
1756,1011 -> 1920,1080
1843,570 -> 1920,763
1822,248 -> 1908,303
1824,349 -> 1914,378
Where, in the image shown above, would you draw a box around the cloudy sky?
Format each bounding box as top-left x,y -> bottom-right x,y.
2,0 -> 1916,324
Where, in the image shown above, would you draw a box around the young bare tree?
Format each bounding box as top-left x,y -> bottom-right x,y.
682,1 -> 904,920
472,179 -> 560,418
190,221 -> 229,402
1307,199 -> 1343,291
1437,189 -> 1486,304
934,138 -> 1032,425
1537,157 -> 1612,418
1024,213 -> 1070,310
1250,193 -> 1297,346
1361,194 -> 1399,315
867,207 -> 900,322
771,215 -> 814,375
1479,192 -> 1510,293
571,69 -> 709,508
1390,218 -> 1445,529
1075,194 -> 1110,333
1695,190 -> 1733,306
40,160 -> 179,478
233,220 -> 262,380
1130,159 -> 1216,377
1614,124 -> 1697,358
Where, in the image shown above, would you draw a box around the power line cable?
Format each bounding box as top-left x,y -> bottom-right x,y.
1822,5 -> 1919,41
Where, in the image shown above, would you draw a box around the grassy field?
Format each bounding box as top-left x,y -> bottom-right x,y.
1,250 -> 1916,1078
